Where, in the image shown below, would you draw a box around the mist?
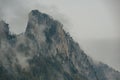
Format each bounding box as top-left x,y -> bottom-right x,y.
0,0 -> 120,71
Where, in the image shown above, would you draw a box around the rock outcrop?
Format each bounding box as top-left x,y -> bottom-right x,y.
0,10 -> 120,80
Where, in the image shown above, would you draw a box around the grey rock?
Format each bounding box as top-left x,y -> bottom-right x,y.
0,10 -> 120,80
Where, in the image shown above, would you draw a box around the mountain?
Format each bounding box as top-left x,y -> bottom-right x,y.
0,10 -> 120,80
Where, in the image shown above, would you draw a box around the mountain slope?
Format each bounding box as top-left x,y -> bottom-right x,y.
0,10 -> 120,80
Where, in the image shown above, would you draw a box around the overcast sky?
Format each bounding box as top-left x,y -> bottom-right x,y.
0,0 -> 120,71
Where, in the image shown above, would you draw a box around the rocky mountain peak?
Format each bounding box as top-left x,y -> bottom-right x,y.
28,10 -> 49,24
25,10 -> 65,45
0,10 -> 120,80
27,10 -> 62,27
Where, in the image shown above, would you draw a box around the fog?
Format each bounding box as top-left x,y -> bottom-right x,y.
0,0 -> 120,71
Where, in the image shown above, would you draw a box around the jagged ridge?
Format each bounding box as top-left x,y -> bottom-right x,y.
0,10 -> 120,80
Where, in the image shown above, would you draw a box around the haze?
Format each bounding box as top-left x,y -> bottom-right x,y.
0,0 -> 120,71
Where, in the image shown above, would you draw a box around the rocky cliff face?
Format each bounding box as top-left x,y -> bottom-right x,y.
0,10 -> 120,80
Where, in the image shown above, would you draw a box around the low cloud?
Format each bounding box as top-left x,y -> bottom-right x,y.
0,0 -> 120,71
0,0 -> 69,34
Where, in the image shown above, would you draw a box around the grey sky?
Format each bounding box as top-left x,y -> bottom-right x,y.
0,0 -> 120,71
